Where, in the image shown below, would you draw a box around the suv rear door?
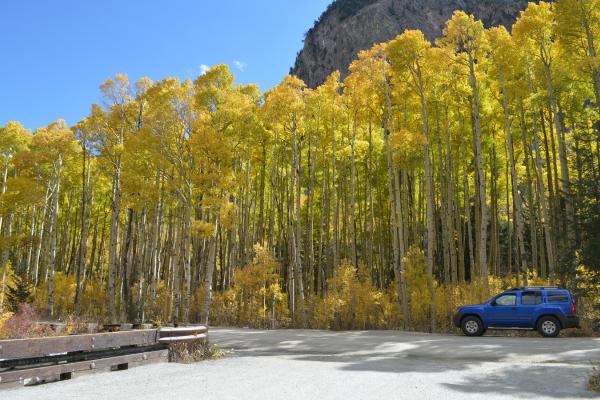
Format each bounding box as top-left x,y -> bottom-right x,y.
515,291 -> 543,327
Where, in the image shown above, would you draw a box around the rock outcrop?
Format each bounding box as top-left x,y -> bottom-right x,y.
292,0 -> 532,87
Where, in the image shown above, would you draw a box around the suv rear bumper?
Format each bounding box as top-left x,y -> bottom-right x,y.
563,315 -> 580,329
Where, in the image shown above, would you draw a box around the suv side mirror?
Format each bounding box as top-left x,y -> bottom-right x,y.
491,300 -> 497,306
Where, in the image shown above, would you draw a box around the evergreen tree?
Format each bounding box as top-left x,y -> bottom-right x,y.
5,272 -> 32,313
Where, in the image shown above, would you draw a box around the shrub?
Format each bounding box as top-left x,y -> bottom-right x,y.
206,244 -> 289,328
79,279 -> 108,321
312,261 -> 392,330
168,341 -> 224,363
33,272 -> 76,318
0,310 -> 13,338
0,303 -> 53,339
589,364 -> 600,393
143,280 -> 173,326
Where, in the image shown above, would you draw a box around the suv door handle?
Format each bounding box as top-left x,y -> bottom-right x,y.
511,307 -> 518,310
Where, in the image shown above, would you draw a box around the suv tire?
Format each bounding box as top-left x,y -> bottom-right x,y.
461,316 -> 485,337
537,316 -> 561,338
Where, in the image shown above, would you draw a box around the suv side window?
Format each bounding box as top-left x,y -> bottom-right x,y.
547,291 -> 569,303
521,291 -> 542,305
495,294 -> 516,306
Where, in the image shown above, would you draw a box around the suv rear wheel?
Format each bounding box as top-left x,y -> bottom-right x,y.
537,316 -> 561,337
461,316 -> 485,337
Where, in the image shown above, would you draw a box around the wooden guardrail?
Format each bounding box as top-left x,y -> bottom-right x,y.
0,325 -> 208,388
0,329 -> 158,360
158,325 -> 208,343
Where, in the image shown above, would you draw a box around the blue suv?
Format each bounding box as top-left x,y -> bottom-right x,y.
453,287 -> 580,337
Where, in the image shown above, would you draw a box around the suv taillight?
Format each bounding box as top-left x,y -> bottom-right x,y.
570,302 -> 576,315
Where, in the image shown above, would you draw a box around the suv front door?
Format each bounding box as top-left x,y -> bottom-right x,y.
487,293 -> 518,327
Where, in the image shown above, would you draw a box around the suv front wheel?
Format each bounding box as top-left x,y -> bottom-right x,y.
461,316 -> 485,337
537,316 -> 561,338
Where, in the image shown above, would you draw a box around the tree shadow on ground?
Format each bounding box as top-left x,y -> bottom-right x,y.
211,328 -> 600,398
292,353 -> 598,398
441,363 -> 598,399
212,328 -> 599,362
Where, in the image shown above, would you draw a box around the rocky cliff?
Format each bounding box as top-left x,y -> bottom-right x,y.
292,0 -> 532,87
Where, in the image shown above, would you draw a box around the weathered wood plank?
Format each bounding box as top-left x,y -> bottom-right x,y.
158,326 -> 207,339
0,349 -> 168,386
0,329 -> 158,360
158,333 -> 208,343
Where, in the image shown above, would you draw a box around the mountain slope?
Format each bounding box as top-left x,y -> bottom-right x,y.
292,0 -> 533,87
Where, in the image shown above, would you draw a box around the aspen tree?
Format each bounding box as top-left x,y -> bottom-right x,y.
442,12 -> 490,294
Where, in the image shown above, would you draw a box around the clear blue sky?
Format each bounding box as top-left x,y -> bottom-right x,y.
0,0 -> 331,129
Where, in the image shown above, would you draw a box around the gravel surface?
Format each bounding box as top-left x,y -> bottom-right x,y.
3,328 -> 599,400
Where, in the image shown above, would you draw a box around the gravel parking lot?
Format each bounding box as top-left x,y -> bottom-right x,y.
3,328 -> 599,400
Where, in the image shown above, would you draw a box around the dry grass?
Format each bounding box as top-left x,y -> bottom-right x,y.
168,341 -> 225,363
589,365 -> 600,393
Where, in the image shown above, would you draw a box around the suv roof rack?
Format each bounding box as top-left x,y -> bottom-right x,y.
508,286 -> 562,291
